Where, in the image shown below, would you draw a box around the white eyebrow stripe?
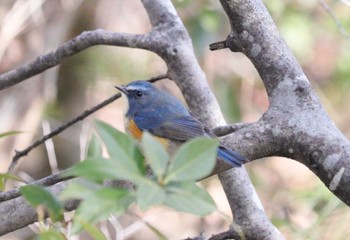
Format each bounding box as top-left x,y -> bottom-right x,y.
126,85 -> 148,91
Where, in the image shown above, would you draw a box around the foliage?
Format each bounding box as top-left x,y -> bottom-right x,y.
0,173 -> 25,191
20,185 -> 64,222
21,120 -> 219,238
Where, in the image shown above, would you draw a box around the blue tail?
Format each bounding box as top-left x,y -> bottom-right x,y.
217,146 -> 246,167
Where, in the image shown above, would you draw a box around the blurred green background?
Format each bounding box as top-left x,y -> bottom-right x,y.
0,0 -> 349,239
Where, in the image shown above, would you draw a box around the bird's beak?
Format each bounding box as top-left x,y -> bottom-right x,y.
115,85 -> 128,94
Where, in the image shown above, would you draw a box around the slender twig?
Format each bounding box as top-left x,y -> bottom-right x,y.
319,0 -> 350,39
7,74 -> 168,174
148,73 -> 168,83
209,40 -> 227,51
7,93 -> 120,174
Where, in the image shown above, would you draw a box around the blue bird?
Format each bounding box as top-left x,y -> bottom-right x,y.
115,80 -> 246,167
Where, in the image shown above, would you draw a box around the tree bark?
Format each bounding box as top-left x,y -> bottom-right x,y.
215,0 -> 350,206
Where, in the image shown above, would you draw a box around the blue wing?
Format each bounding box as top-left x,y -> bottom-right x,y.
135,115 -> 205,141
134,114 -> 247,167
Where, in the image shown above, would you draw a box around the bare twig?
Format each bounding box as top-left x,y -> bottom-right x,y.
7,93 -> 120,173
319,0 -> 350,39
148,74 -> 168,83
209,40 -> 227,51
7,74 -> 168,174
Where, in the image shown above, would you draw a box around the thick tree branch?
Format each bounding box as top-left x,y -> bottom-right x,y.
217,0 -> 350,206
0,178 -> 132,235
219,169 -> 284,239
0,180 -> 75,236
140,0 -> 280,238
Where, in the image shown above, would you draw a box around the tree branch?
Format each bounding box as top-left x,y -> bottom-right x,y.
140,0 -> 280,238
0,171 -> 73,202
0,180 -> 73,236
0,30 -> 152,91
0,177 -> 133,236
219,169 -> 284,239
217,0 -> 350,205
7,93 -> 120,174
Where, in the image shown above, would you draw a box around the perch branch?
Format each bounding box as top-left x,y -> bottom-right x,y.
219,0 -> 350,206
140,0 -> 280,238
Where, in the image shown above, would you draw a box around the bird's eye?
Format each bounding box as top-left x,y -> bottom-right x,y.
135,90 -> 143,97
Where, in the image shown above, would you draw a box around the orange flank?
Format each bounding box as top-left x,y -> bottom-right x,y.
126,119 -> 169,150
127,119 -> 143,140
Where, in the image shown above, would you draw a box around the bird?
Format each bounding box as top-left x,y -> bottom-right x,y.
115,80 -> 246,167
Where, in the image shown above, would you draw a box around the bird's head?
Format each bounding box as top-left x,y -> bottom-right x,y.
115,80 -> 158,115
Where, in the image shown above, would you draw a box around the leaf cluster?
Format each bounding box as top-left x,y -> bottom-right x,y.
20,120 -> 219,238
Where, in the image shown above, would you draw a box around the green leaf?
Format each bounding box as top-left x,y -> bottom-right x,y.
36,229 -> 66,240
136,181 -> 166,211
95,120 -> 145,179
164,182 -> 216,216
86,133 -> 102,159
0,173 -> 25,191
64,157 -> 149,184
60,179 -> 101,201
76,219 -> 108,240
141,132 -> 169,181
63,158 -> 121,182
164,138 -> 219,183
0,131 -> 23,138
20,185 -> 64,222
71,187 -> 132,234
